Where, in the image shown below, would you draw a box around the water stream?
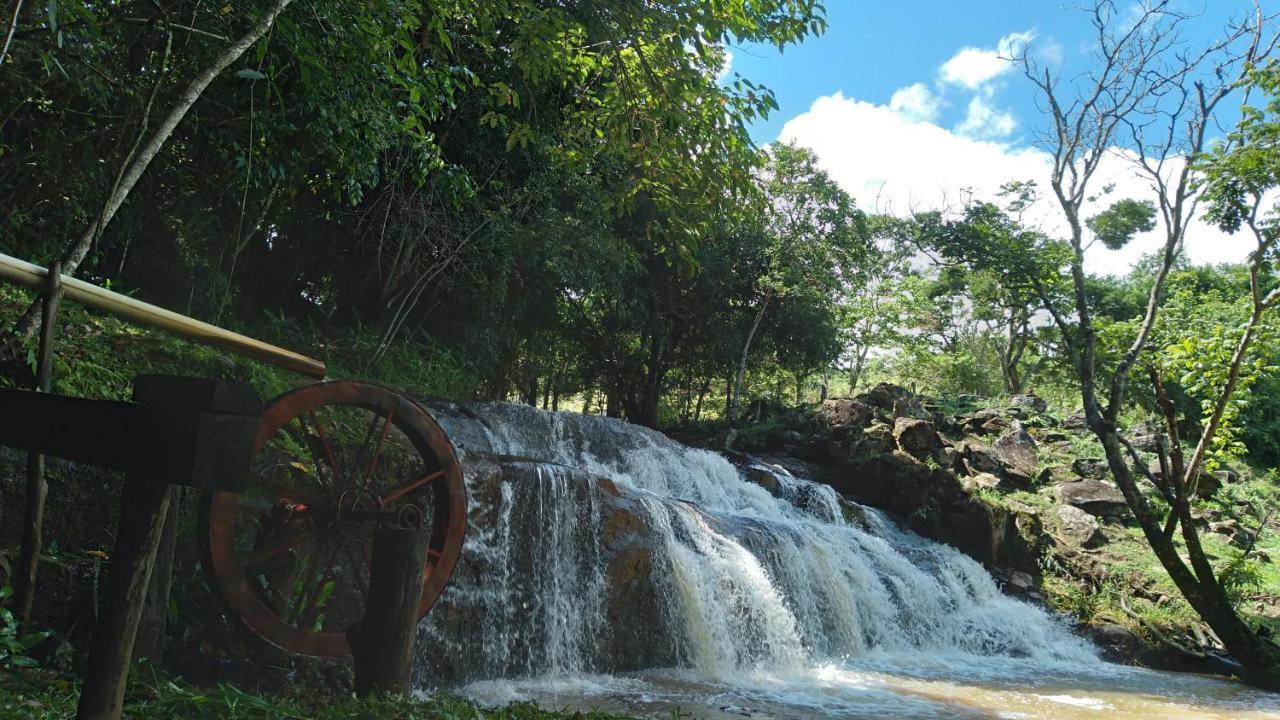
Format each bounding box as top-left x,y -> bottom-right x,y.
415,403 -> 1280,719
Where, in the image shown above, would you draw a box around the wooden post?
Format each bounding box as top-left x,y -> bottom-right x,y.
347,528 -> 430,696
76,475 -> 172,720
14,261 -> 63,622
76,376 -> 261,720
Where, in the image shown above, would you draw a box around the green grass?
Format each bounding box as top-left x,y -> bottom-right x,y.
0,667 -> 654,720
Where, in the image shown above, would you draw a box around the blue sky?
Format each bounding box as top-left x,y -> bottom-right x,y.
724,1 -> 1275,271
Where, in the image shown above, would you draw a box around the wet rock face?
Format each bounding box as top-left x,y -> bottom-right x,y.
416,457 -> 677,683
1053,478 -> 1128,517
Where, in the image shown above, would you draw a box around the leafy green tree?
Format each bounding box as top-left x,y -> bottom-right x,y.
727,143 -> 866,423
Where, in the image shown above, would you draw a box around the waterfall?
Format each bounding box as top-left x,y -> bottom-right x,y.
415,402 -> 1099,688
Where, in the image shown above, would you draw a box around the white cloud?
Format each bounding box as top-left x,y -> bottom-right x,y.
889,83 -> 941,123
717,49 -> 734,82
938,30 -> 1033,90
956,96 -> 1016,138
777,92 -> 1253,274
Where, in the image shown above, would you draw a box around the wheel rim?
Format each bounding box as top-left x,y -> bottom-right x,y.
200,381 -> 466,657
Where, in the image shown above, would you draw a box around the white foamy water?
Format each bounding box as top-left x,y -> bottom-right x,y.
416,403 -> 1280,719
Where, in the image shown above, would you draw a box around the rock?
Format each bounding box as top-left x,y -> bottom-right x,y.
1214,469 -> 1238,484
960,439 -> 1003,475
858,382 -> 930,420
1007,570 -> 1035,591
1208,519 -> 1256,548
1038,465 -> 1075,485
980,416 -> 1010,436
865,421 -> 894,443
1063,412 -> 1088,431
1054,478 -> 1128,517
961,408 -> 1002,435
992,427 -> 1038,485
819,398 -> 871,429
742,466 -> 781,496
1127,421 -> 1162,452
1072,458 -> 1109,480
1054,505 -> 1104,548
963,472 -> 1006,491
893,417 -> 939,460
1146,461 -> 1222,498
1010,394 -> 1049,413
1039,431 -> 1071,443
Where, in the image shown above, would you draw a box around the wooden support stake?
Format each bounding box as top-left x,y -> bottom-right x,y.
76,475 -> 172,720
347,527 -> 430,696
14,261 -> 63,622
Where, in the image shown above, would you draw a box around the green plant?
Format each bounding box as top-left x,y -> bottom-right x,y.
0,588 -> 49,669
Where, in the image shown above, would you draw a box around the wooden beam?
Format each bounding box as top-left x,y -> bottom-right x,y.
0,252 -> 326,378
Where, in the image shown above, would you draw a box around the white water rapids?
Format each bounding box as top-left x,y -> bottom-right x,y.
415,403 -> 1280,719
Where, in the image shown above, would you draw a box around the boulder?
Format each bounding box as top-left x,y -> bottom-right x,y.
1054,505 -> 1104,548
819,398 -> 872,429
992,427 -> 1038,485
893,417 -> 939,460
1208,519 -> 1256,549
1038,465 -> 1075,485
1145,461 -> 1222,498
961,408 -> 1002,435
960,439 -> 1003,475
1010,394 -> 1049,413
1007,570 -> 1036,591
1072,458 -> 1109,480
1054,478 -> 1128,517
858,382 -> 931,420
963,472 -> 1006,491
980,415 -> 1010,436
1128,422 -> 1162,453
1062,413 -> 1088,431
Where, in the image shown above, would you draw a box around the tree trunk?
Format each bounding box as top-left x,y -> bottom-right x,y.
693,378 -> 710,422
134,489 -> 180,662
729,294 -> 771,425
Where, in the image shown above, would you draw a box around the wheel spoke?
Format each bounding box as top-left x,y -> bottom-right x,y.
244,526 -> 312,570
305,410 -> 344,484
380,469 -> 444,506
290,541 -> 331,625
362,410 -> 396,488
289,416 -> 333,486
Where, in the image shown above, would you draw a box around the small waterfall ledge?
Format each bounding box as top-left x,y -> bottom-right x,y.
414,402 -> 1098,686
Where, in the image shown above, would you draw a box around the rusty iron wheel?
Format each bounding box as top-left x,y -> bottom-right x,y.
199,381 -> 466,657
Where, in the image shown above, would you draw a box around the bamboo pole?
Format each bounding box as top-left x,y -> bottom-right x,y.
0,253 -> 326,379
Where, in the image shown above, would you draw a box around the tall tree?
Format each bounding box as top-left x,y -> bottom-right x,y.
1016,1 -> 1280,687
727,143 -> 865,423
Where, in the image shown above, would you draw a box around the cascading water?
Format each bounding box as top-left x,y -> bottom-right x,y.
416,402 -> 1280,719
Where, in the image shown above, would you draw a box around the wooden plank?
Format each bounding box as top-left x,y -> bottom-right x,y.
0,252 -> 327,378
